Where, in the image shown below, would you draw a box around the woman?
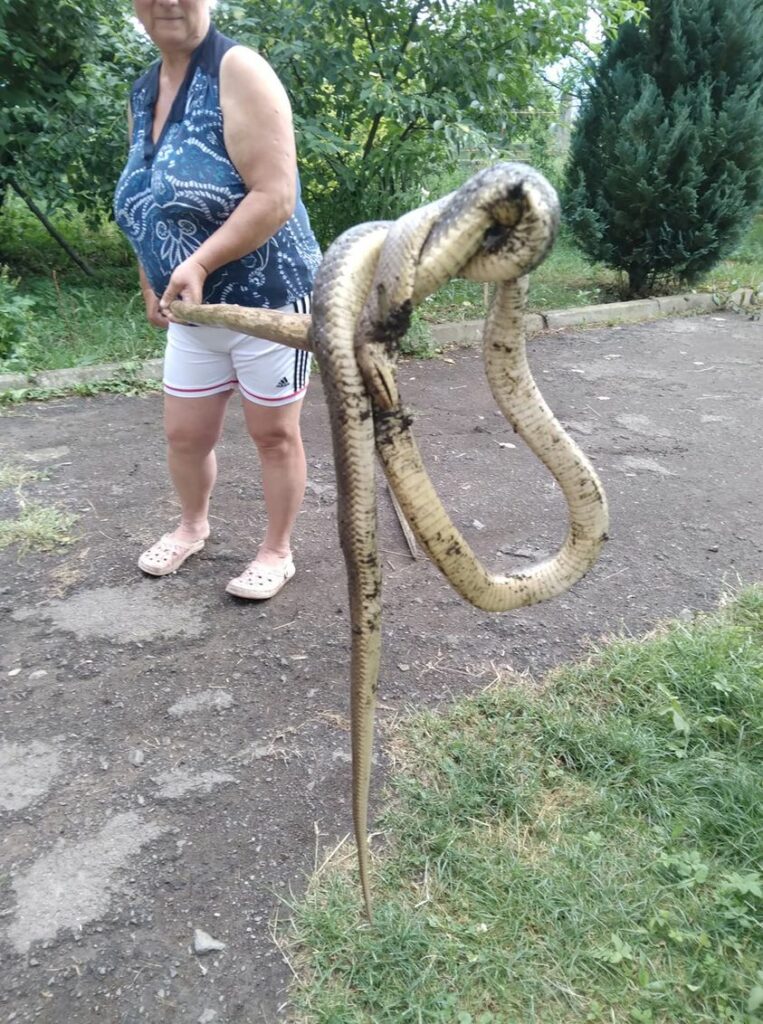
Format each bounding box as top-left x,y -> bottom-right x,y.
114,0 -> 321,599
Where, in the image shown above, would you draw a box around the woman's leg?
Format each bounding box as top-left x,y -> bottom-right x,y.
163,391 -> 231,544
240,397 -> 306,566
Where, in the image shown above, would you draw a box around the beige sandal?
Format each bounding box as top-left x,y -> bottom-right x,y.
138,534 -> 206,577
225,555 -> 295,600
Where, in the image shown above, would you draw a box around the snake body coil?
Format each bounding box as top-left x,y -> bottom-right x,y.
174,162 -> 609,918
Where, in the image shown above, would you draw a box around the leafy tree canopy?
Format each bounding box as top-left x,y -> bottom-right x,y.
1,0 -> 645,252
0,0 -> 150,214
214,0 -> 646,239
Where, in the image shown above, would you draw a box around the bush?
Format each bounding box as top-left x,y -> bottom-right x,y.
564,0 -> 763,297
0,266 -> 36,368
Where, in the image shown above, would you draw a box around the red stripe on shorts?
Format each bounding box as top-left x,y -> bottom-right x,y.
164,379 -> 238,394
238,381 -> 307,403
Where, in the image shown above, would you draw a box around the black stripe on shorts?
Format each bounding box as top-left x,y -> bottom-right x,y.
292,293 -> 312,391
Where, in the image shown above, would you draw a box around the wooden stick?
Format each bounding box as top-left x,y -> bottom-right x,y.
170,301 -> 313,351
386,480 -> 419,559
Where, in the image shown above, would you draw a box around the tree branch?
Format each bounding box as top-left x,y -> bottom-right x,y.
362,13 -> 385,78
360,2 -> 427,163
9,179 -> 95,277
362,112 -> 384,160
289,58 -> 305,92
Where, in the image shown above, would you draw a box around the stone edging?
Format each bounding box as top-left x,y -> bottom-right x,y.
0,358 -> 165,394
0,290 -> 756,394
429,291 -> 725,348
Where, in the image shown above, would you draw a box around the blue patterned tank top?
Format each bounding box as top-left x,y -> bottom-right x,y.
114,25 -> 321,309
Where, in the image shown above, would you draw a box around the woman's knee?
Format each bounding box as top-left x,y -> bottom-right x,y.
164,394 -> 228,455
165,422 -> 219,456
249,421 -> 302,455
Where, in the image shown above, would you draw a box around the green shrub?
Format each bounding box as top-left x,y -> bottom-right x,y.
565,0 -> 763,297
0,266 -> 36,367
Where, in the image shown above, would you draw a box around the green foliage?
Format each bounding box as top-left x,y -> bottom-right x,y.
0,374 -> 161,406
1,1 -> 646,251
193,1 -> 647,243
0,0 -> 151,216
0,196 -> 162,375
564,0 -> 763,296
0,195 -> 135,274
0,266 -> 36,363
287,589 -> 763,1022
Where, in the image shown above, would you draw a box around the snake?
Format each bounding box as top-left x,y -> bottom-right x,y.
173,162 -> 609,919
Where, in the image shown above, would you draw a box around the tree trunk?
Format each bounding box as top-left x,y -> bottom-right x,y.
9,180 -> 95,277
627,265 -> 649,298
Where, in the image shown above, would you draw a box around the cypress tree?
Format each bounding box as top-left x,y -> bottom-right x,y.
564,0 -> 763,297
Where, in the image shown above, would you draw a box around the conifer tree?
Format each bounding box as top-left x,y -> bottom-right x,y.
564,0 -> 763,296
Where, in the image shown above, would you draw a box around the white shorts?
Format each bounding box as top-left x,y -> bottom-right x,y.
163,295 -> 312,406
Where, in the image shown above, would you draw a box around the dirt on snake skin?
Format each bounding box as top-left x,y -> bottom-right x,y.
0,312 -> 761,1023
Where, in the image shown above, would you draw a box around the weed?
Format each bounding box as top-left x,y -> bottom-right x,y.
0,502 -> 77,554
400,310 -> 434,357
0,465 -> 43,491
0,374 -> 160,407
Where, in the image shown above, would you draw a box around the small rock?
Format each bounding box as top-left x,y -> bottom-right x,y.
198,1011 -> 218,1024
23,446 -> 70,463
168,690 -> 234,718
472,519 -> 485,531
500,545 -> 550,561
129,749 -> 145,767
193,929 -> 226,955
8,668 -> 21,677
397,663 -> 410,672
28,670 -> 48,681
707,545 -> 719,553
729,287 -> 754,307
678,608 -> 693,622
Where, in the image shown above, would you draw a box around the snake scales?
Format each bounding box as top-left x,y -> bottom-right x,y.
173,162 -> 609,919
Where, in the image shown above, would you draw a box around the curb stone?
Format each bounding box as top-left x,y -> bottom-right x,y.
0,291 -> 753,395
428,292 -> 721,348
0,358 -> 164,394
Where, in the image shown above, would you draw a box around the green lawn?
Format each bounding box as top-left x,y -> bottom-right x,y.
419,218 -> 763,322
283,589 -> 763,1024
1,198 -> 762,373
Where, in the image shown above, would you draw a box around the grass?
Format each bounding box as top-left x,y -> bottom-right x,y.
418,218 -> 763,322
16,272 -> 164,371
0,465 -> 43,490
0,463 -> 78,553
283,588 -> 763,1024
0,373 -> 161,407
1,197 -> 762,372
0,200 -> 163,374
0,502 -> 78,553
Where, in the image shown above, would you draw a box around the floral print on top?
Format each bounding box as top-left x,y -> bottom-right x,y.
114,24 -> 321,309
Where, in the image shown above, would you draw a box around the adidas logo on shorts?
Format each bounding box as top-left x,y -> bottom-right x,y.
276,376 -> 289,388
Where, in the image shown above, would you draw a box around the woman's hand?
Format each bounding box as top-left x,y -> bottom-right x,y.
159,256 -> 209,321
143,287 -> 170,329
